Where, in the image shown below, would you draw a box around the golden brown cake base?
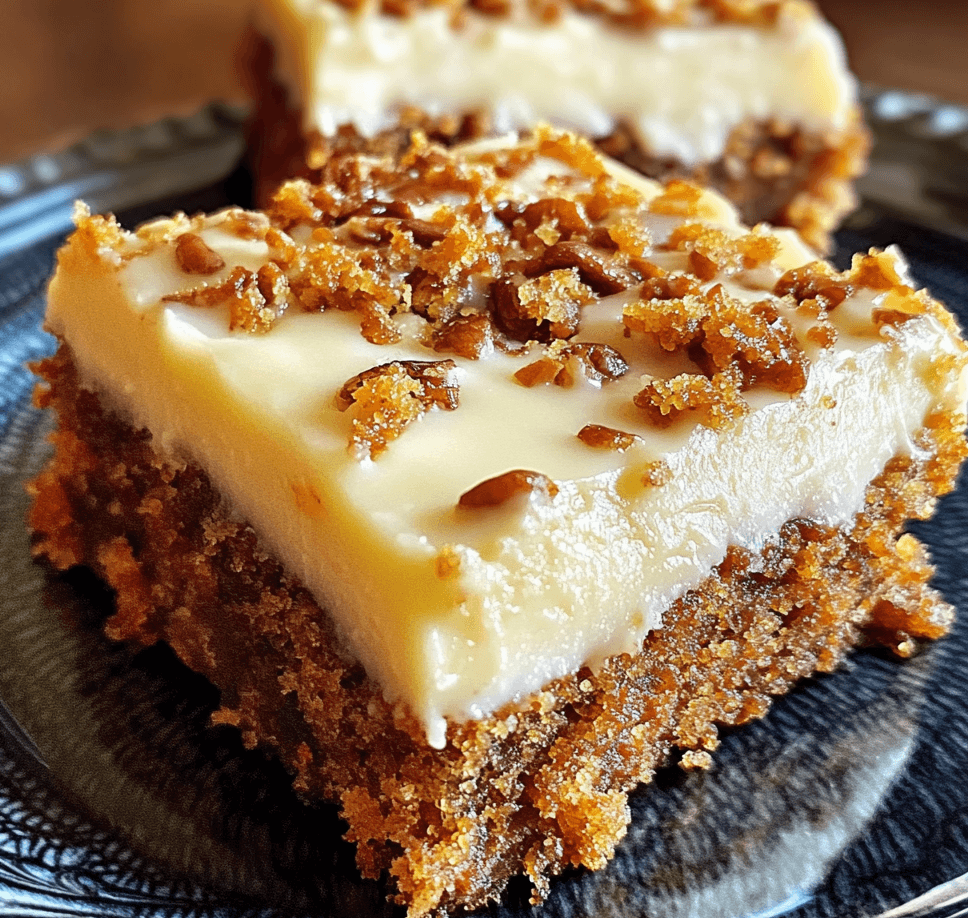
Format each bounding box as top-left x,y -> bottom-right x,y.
240,30 -> 869,252
29,344 -> 965,916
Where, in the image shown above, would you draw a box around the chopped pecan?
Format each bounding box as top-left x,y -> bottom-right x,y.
399,217 -> 448,248
564,343 -> 629,384
343,199 -> 414,222
265,226 -> 300,263
221,209 -> 270,240
513,356 -> 561,388
522,240 -> 637,296
497,198 -> 592,246
348,213 -> 448,249
774,262 -> 851,311
346,217 -> 394,247
638,273 -> 705,302
515,342 -> 628,388
577,424 -> 642,451
458,470 -> 558,508
175,233 -> 225,275
872,287 -> 929,328
432,314 -> 495,359
256,262 -> 290,313
225,267 -> 283,333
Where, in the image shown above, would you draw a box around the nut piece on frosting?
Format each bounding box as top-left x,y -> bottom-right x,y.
174,232 -> 226,275
458,469 -> 559,508
577,423 -> 643,452
515,341 -> 629,388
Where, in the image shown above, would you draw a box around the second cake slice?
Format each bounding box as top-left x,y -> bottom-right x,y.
247,0 -> 869,248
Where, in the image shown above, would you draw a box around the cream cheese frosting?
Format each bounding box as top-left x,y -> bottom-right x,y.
256,0 -> 857,166
45,149 -> 967,748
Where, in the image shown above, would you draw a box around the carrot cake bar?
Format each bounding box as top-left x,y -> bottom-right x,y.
29,129 -> 967,915
245,0 -> 869,249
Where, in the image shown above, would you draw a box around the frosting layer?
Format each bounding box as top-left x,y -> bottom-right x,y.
45,144 -> 967,747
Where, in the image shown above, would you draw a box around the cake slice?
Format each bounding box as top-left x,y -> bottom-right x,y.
30,129 -> 967,915
245,0 -> 869,249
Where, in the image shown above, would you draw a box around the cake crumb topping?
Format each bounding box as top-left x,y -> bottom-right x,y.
493,268 -> 593,342
775,249 -> 932,332
665,223 -> 780,280
634,366 -> 748,430
151,128 -> 818,434
337,360 -> 459,458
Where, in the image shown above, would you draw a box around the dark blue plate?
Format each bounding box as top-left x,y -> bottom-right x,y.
2,92 -> 968,918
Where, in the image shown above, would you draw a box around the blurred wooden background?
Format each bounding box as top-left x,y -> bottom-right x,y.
1,0 -> 966,163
